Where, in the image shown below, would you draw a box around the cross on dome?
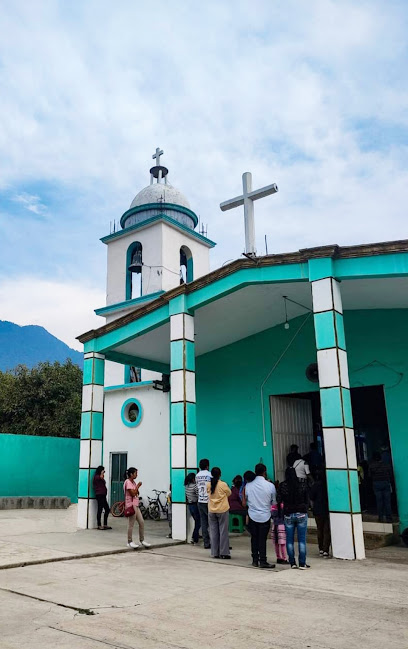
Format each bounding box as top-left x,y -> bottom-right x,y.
150,147 -> 168,184
152,147 -> 163,166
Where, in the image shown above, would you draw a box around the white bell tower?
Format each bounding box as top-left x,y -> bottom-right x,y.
95,149 -> 216,385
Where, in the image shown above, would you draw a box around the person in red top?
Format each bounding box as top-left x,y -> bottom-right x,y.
93,466 -> 112,530
228,475 -> 246,518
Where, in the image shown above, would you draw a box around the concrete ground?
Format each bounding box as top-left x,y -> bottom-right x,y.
0,508 -> 407,649
0,506 -> 178,568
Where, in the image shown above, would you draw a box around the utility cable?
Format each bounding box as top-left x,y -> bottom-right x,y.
260,312 -> 313,447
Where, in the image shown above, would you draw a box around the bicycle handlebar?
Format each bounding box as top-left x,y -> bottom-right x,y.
152,489 -> 167,495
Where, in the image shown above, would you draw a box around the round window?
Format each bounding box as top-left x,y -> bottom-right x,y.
121,398 -> 143,427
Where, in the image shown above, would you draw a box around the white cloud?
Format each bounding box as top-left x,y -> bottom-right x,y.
12,192 -> 47,215
0,276 -> 105,350
0,1 -> 408,334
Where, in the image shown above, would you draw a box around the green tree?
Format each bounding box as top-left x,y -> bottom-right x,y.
0,360 -> 82,438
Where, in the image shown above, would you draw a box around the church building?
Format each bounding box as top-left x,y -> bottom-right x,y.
77,149 -> 408,561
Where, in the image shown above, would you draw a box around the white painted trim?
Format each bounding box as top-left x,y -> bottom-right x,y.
172,503 -> 187,540
312,277 -> 333,313
170,314 -> 184,341
330,512 -> 355,560
170,370 -> 184,402
171,436 -> 186,469
323,428 -> 348,469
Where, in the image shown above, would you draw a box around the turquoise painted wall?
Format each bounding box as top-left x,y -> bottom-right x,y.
196,309 -> 408,531
0,434 -> 79,502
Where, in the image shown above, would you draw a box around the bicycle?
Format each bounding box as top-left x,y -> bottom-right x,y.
111,495 -> 148,519
139,496 -> 149,520
110,500 -> 125,517
147,490 -> 168,521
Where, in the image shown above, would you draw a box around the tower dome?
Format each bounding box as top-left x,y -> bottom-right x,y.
129,183 -> 190,210
120,148 -> 198,231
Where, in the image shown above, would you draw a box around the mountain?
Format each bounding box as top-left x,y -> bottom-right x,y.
0,321 -> 83,371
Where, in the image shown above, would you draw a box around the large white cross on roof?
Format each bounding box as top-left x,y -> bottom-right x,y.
220,172 -> 278,256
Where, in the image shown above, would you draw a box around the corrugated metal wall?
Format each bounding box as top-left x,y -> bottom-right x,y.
270,396 -> 314,483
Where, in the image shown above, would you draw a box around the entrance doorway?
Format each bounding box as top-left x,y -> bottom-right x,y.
110,452 -> 127,504
270,394 -> 320,482
270,385 -> 398,518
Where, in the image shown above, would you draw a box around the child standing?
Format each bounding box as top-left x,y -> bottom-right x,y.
271,502 -> 288,564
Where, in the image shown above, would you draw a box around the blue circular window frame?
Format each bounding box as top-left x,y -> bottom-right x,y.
121,398 -> 143,428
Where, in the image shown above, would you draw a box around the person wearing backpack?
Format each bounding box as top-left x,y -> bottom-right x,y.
278,467 -> 310,569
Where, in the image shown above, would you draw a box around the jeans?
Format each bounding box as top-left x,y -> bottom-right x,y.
96,494 -> 110,527
248,516 -> 271,564
284,512 -> 308,566
314,514 -> 331,553
188,502 -> 201,543
208,511 -> 230,557
373,481 -> 392,522
198,502 -> 210,547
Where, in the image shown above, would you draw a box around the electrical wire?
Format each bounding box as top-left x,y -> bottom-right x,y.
260,313 -> 313,447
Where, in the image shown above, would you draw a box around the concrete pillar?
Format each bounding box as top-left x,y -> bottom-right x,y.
169,297 -> 197,540
311,273 -> 365,559
77,352 -> 105,529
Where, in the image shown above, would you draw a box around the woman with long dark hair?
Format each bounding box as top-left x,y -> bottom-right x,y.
93,466 -> 112,530
124,467 -> 151,549
207,467 -> 231,559
184,472 -> 201,544
278,467 -> 309,569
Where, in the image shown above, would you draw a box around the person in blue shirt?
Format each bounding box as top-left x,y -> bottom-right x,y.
243,463 -> 276,569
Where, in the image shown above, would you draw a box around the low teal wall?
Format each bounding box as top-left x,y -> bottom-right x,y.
196,309 -> 408,532
0,434 -> 79,503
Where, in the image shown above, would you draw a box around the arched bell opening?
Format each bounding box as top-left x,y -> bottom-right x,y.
180,245 -> 193,284
126,242 -> 143,299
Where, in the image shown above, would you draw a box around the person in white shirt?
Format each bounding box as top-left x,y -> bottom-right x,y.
244,463 -> 276,568
292,458 -> 310,481
195,458 -> 212,549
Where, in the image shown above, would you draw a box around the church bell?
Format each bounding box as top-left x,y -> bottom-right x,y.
128,248 -> 143,274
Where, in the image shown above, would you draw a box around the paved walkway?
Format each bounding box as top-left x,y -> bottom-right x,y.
0,505 -> 178,568
0,528 -> 407,648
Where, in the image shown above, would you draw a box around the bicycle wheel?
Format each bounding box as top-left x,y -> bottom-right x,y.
139,503 -> 149,520
111,501 -> 125,517
149,503 -> 161,521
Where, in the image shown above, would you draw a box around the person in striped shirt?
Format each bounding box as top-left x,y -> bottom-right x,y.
184,473 -> 201,544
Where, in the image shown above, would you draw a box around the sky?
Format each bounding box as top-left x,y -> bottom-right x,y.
1,1 -> 408,350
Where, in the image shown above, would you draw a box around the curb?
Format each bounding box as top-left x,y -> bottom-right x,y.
0,540 -> 185,571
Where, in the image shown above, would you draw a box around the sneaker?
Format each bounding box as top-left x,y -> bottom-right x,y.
290,563 -> 298,569
220,555 -> 231,560
252,560 -> 259,567
127,541 -> 139,549
299,564 -> 311,570
166,534 -> 172,539
141,540 -> 151,548
277,558 -> 289,565
319,550 -> 324,556
259,562 -> 275,569
323,552 -> 329,558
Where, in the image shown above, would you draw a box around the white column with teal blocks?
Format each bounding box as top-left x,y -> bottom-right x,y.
77,352 -> 105,529
311,270 -> 365,560
170,296 -> 197,541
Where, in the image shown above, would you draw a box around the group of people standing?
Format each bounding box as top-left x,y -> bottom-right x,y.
184,453 -> 327,569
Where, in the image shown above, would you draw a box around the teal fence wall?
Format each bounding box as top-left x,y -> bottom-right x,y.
196,309 -> 408,532
0,434 -> 79,503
